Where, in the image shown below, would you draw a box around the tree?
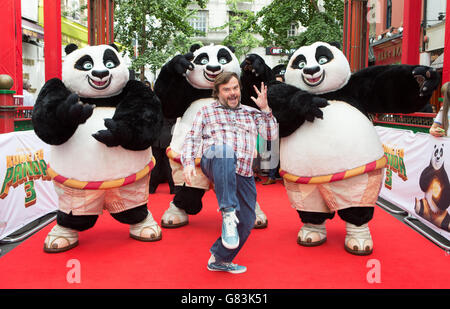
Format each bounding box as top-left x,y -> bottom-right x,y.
114,0 -> 207,81
214,0 -> 261,59
254,0 -> 344,63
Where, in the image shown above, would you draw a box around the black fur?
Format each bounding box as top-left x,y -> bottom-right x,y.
154,53 -> 211,118
267,80 -> 328,137
33,79 -> 163,150
91,80 -> 163,151
32,78 -> 94,145
268,64 -> 440,138
240,54 -> 275,109
419,160 -> 450,212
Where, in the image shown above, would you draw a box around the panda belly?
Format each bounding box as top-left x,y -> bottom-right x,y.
170,98 -> 215,155
50,107 -> 152,181
280,100 -> 384,177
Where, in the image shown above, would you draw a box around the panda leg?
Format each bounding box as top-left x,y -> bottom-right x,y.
44,211 -> 98,253
111,205 -> 162,242
161,186 -> 206,228
296,210 -> 335,246
337,206 -> 374,255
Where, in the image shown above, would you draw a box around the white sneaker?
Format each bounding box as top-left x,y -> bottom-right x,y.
161,201 -> 188,228
130,211 -> 162,242
344,222 -> 373,255
297,223 -> 327,247
44,224 -> 79,253
253,202 -> 268,229
221,209 -> 239,249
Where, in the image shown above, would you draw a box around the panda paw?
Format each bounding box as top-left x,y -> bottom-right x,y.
412,66 -> 440,97
56,93 -> 94,126
240,54 -> 267,77
302,96 -> 329,122
169,53 -> 195,76
92,119 -> 125,147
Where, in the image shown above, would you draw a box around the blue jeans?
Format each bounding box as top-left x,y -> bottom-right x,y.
200,144 -> 257,262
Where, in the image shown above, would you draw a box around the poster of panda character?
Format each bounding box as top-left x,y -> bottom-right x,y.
32,44 -> 163,253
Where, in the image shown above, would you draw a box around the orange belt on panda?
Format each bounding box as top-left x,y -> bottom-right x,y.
47,157 -> 156,190
166,146 -> 201,166
280,155 -> 387,185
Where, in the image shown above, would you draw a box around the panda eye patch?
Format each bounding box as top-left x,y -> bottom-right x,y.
217,48 -> 232,64
103,49 -> 120,68
193,53 -> 209,65
291,54 -> 307,70
75,55 -> 94,71
315,46 -> 334,64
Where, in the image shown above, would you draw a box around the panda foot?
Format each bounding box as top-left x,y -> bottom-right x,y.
130,211 -> 162,242
344,223 -> 373,256
253,202 -> 268,229
161,201 -> 189,228
297,223 -> 327,246
44,224 -> 79,253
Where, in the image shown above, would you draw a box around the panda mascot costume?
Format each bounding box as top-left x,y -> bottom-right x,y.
154,44 -> 274,229
32,44 -> 163,253
267,42 -> 440,255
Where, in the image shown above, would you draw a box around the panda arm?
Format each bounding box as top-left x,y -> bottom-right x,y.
93,80 -> 163,151
267,81 -> 329,137
435,167 -> 450,210
32,78 -> 93,145
154,56 -> 212,119
323,65 -> 440,114
419,164 -> 434,192
240,54 -> 275,109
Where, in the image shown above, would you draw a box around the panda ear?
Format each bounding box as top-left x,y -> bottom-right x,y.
65,43 -> 78,55
190,44 -> 202,53
329,41 -> 342,50
109,43 -> 119,51
227,46 -> 236,53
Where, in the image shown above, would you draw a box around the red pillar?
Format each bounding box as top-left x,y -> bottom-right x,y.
442,1 -> 450,83
401,0 -> 422,65
44,0 -> 62,81
0,0 -> 22,94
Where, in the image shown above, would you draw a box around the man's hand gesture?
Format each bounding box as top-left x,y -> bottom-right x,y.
251,82 -> 271,113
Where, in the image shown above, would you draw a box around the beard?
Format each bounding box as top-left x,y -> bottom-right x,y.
218,94 -> 241,109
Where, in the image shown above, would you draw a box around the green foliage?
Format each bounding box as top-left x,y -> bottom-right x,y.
254,0 -> 344,55
215,0 -> 261,59
114,0 -> 206,79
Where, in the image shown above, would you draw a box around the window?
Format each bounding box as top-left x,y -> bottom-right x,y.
228,11 -> 244,34
189,10 -> 207,36
386,0 -> 392,29
288,23 -> 297,37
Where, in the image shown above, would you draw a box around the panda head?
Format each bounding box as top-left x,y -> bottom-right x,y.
284,42 -> 351,94
431,144 -> 445,170
62,44 -> 129,98
185,44 -> 241,89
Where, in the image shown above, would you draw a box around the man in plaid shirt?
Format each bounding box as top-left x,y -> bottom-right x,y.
181,72 -> 278,273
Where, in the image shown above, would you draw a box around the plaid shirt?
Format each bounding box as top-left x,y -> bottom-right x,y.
181,100 -> 278,177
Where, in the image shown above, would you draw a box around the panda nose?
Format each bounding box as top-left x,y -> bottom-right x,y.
303,66 -> 321,76
206,65 -> 221,72
92,70 -> 110,79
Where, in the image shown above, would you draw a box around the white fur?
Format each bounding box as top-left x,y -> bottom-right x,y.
280,101 -> 384,176
170,98 -> 215,154
185,45 -> 241,89
431,144 -> 444,170
62,45 -> 129,98
50,107 -> 152,181
284,42 -> 351,95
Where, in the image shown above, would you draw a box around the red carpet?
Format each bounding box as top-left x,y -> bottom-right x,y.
0,180 -> 449,289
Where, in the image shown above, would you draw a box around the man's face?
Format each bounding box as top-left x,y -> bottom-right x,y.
217,76 -> 241,109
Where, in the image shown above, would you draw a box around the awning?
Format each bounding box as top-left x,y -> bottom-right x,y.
431,53 -> 443,69
22,18 -> 44,40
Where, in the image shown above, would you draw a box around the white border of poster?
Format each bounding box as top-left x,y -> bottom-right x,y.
0,131 -> 58,240
375,126 -> 450,241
